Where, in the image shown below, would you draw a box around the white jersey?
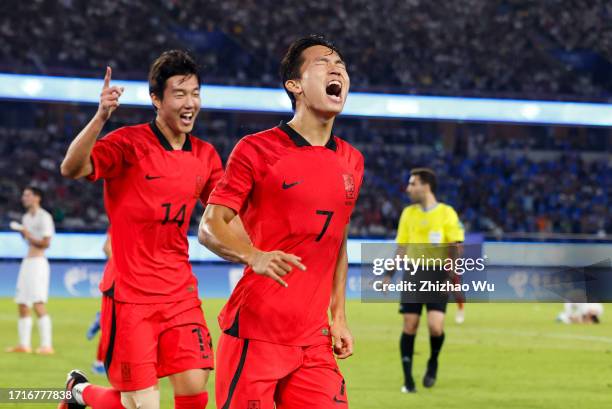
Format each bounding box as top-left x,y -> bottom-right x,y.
558,302 -> 604,323
15,208 -> 54,306
22,208 -> 55,244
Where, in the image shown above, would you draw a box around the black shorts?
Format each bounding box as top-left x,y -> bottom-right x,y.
399,269 -> 450,307
399,301 -> 448,315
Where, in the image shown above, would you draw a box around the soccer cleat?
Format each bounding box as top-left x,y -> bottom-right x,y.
35,346 -> 55,355
423,360 -> 438,388
5,345 -> 32,353
401,384 -> 416,393
455,309 -> 465,324
91,361 -> 105,375
57,370 -> 88,409
401,375 -> 416,393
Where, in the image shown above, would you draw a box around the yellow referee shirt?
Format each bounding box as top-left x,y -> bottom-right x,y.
395,203 -> 464,261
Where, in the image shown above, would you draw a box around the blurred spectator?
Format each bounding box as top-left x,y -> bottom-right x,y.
0,102 -> 610,238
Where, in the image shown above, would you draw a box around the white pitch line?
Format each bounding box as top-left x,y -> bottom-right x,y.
458,327 -> 612,344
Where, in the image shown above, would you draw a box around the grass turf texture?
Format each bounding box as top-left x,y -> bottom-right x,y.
0,298 -> 611,408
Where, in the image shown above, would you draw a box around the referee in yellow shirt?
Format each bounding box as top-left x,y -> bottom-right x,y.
386,168 -> 464,393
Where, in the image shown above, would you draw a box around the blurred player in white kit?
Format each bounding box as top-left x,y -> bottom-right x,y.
557,303 -> 603,324
6,186 -> 55,354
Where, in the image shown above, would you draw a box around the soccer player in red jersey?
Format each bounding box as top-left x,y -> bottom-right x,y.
58,50 -> 224,409
199,35 -> 364,409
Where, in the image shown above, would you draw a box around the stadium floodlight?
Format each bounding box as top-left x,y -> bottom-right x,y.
1,73 -> 612,126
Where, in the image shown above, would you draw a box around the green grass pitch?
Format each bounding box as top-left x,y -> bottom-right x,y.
1,298 -> 611,408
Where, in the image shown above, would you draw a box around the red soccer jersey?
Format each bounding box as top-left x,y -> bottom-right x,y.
208,122 -> 364,346
88,121 -> 223,303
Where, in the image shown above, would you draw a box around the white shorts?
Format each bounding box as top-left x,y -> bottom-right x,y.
15,257 -> 50,307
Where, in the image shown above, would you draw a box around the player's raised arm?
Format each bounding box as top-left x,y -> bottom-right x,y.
199,204 -> 306,287
330,225 -> 353,359
60,67 -> 124,179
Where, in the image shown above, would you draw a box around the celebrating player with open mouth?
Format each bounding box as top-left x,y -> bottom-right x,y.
199,35 -> 364,409
58,50 -> 229,409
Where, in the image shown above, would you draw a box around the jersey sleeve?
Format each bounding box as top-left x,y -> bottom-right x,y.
444,206 -> 465,242
395,208 -> 411,243
41,212 -> 55,238
207,138 -> 256,214
199,148 -> 224,205
86,129 -> 132,181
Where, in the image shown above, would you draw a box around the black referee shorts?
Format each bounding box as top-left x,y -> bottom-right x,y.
398,269 -> 450,315
399,301 -> 448,315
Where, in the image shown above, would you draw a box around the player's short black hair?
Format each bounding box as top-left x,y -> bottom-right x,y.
25,186 -> 43,201
148,50 -> 201,102
411,168 -> 437,193
279,34 -> 344,110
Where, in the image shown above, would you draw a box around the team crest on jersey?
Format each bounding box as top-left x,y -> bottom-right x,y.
343,174 -> 355,199
247,400 -> 261,409
194,175 -> 205,198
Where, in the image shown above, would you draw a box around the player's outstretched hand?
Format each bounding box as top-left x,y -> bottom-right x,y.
249,250 -> 306,287
331,321 -> 354,359
96,66 -> 124,122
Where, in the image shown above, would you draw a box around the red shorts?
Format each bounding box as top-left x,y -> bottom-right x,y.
100,296 -> 214,391
215,333 -> 348,409
97,295 -> 113,362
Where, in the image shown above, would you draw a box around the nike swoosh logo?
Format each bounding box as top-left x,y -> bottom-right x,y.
333,396 -> 347,404
145,175 -> 163,180
282,181 -> 302,189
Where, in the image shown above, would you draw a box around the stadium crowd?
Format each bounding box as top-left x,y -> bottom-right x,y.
2,0 -> 611,238
1,103 -> 609,238
1,0 -> 611,100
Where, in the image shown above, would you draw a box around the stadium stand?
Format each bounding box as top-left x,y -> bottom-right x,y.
1,102 -> 610,237
1,0 -> 611,100
1,1 -> 611,238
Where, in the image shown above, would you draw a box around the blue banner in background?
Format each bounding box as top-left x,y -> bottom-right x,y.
0,261 -> 364,299
2,73 -> 612,126
0,232 -> 485,263
0,232 -> 394,263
